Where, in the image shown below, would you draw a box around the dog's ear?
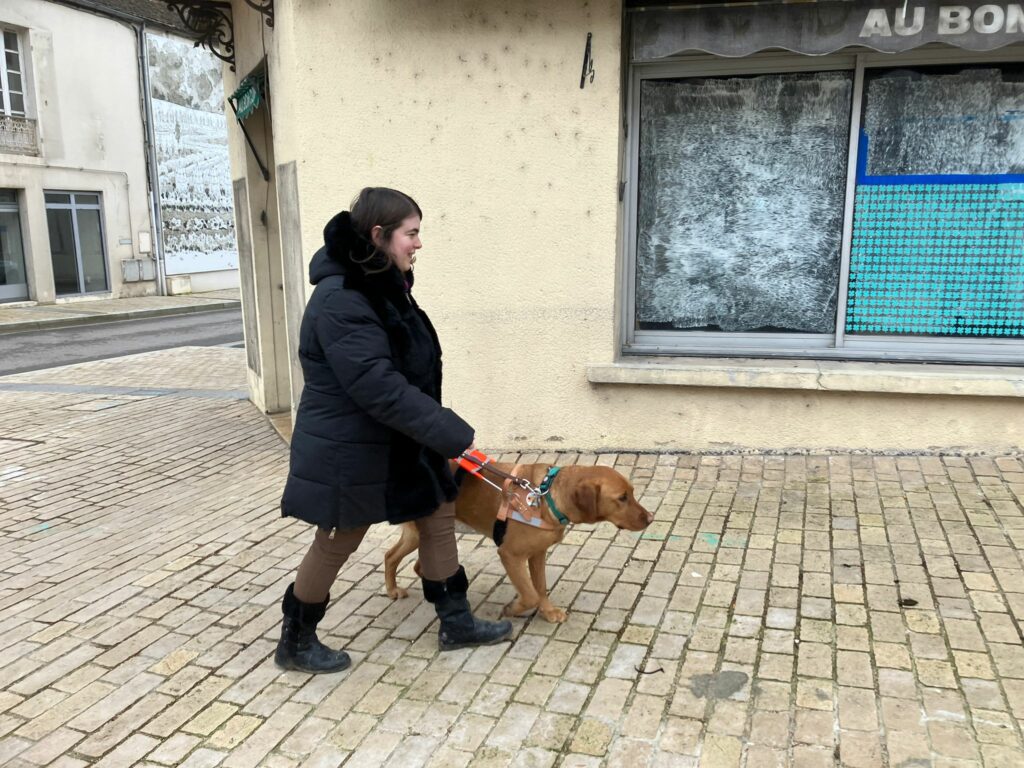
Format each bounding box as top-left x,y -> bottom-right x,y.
572,480 -> 601,523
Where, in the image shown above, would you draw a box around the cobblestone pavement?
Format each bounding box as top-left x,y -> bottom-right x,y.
1,347 -> 1023,767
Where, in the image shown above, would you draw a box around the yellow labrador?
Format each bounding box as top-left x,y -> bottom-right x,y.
384,462 -> 653,622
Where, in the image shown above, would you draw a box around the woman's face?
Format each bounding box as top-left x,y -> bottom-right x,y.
375,215 -> 422,273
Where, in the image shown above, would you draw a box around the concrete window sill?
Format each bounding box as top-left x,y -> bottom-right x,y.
586,358 -> 1024,398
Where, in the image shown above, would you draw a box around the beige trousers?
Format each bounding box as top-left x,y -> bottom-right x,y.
293,502 -> 458,603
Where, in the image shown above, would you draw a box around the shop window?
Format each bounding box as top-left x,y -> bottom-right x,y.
626,55 -> 1024,364
1,29 -> 26,117
848,65 -> 1024,339
637,71 -> 852,334
45,191 -> 109,296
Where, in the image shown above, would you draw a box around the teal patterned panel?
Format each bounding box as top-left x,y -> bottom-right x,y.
846,184 -> 1024,337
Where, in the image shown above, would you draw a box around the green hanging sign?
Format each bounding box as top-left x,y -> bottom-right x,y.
230,73 -> 265,122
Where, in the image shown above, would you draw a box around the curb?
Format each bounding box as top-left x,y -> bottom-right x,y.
0,301 -> 240,334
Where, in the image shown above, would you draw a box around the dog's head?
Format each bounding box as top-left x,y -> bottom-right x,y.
569,466 -> 653,531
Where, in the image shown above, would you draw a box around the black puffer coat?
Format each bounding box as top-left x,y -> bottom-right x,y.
280,218 -> 473,530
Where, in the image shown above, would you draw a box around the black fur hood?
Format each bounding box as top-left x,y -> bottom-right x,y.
319,210 -> 413,300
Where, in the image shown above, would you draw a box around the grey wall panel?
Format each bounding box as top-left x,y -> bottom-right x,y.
275,160 -> 305,411
232,177 -> 261,375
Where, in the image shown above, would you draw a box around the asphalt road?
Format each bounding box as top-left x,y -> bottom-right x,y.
0,308 -> 244,376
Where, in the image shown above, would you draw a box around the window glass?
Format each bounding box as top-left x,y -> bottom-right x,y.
863,66 -> 1024,176
636,71 -> 853,333
47,208 -> 79,295
74,193 -> 100,206
0,209 -> 27,293
45,193 -> 71,205
77,209 -> 108,292
847,65 -> 1024,338
0,189 -> 16,204
3,31 -> 17,51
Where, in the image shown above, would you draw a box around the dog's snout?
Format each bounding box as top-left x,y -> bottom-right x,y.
637,505 -> 654,527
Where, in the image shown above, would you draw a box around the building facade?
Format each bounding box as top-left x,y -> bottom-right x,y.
1,0 -> 154,304
218,0 -> 1024,452
0,0 -> 236,305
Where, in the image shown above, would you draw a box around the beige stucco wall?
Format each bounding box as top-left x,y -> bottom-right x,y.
0,0 -> 155,302
227,0 -> 1024,452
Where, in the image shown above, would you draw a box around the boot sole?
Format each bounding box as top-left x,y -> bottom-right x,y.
438,630 -> 513,652
274,652 -> 352,674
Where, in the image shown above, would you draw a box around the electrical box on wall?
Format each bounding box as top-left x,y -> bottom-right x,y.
121,259 -> 157,282
139,231 -> 153,254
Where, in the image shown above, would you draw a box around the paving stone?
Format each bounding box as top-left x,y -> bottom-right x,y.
886,731 -> 931,766
206,715 -> 263,751
699,733 -> 743,767
839,731 -> 883,768
147,732 -> 201,765
568,718 -> 611,756
178,749 -> 229,768
790,745 -> 832,768
91,733 -> 161,767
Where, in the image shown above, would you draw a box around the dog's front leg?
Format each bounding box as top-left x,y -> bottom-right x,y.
498,548 -> 541,617
528,553 -> 567,623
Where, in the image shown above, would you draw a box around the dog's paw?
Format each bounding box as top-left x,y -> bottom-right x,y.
387,586 -> 409,600
502,599 -> 535,618
540,606 -> 568,623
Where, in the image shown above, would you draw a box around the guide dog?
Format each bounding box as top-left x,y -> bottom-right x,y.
384,462 -> 653,622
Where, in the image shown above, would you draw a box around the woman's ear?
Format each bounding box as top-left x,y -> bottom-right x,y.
370,225 -> 384,249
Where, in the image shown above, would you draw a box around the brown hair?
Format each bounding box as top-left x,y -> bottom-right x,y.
348,187 -> 422,273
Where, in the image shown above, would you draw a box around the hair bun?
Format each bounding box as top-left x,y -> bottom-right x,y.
324,209 -> 382,271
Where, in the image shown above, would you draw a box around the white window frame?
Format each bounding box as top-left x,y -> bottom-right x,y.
0,27 -> 26,117
622,46 -> 1024,365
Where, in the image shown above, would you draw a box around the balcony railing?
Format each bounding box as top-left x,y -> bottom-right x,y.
0,115 -> 39,156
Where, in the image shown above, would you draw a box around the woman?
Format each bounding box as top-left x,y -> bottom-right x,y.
275,187 -> 512,674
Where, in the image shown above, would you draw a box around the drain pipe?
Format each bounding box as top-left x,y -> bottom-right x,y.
137,22 -> 168,296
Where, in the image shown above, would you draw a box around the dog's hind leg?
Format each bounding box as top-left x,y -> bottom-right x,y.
384,523 -> 420,599
528,553 -> 567,623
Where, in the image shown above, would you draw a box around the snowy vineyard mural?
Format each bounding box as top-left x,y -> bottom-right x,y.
146,33 -> 236,277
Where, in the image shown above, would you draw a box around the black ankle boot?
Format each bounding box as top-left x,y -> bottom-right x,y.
422,566 -> 513,651
274,583 -> 351,673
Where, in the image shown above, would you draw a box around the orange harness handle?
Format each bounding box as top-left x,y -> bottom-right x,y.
456,448 -> 492,475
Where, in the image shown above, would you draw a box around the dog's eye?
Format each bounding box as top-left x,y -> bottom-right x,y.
618,493 -> 628,503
